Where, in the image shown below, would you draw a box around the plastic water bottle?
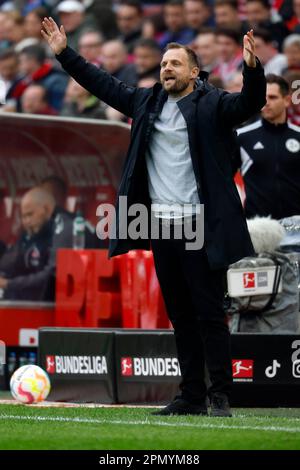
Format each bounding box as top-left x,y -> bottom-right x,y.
73,211 -> 85,249
7,352 -> 17,376
18,352 -> 28,368
28,352 -> 37,365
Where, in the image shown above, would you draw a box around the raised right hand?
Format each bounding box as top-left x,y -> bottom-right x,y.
41,17 -> 67,55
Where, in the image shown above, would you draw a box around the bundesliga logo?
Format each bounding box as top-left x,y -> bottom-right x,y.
243,272 -> 256,289
121,357 -> 181,377
46,355 -> 108,375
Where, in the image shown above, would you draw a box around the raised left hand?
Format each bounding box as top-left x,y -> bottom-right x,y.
243,29 -> 256,68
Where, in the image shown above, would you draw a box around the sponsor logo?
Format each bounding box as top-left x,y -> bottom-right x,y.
232,359 -> 253,382
45,355 -> 108,375
243,272 -> 255,288
265,360 -> 281,378
121,357 -> 133,376
46,355 -> 55,374
121,357 -> 181,377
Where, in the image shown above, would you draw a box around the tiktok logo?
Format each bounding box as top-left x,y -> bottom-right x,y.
265,360 -> 281,378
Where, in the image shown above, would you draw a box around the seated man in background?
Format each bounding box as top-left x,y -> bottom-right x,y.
0,188 -> 59,301
0,186 -> 97,301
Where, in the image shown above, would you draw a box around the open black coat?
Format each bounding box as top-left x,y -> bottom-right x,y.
57,47 -> 266,269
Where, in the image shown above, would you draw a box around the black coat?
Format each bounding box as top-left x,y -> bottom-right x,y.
57,47 -> 266,269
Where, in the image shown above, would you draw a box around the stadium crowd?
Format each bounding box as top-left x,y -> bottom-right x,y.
0,0 -> 299,121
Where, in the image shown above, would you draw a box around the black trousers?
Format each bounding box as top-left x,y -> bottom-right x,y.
151,219 -> 232,404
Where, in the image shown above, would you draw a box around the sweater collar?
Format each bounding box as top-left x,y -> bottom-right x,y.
262,117 -> 288,132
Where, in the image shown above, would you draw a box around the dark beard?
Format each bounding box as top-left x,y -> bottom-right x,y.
163,77 -> 190,96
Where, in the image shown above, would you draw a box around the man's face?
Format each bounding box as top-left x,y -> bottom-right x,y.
246,2 -> 270,25
21,86 -> 46,114
294,0 -> 300,18
101,43 -> 127,74
214,5 -> 238,27
78,33 -> 103,61
18,54 -> 38,76
262,83 -> 290,122
164,5 -> 185,32
193,33 -> 217,66
254,37 -> 270,64
160,48 -> 198,96
117,5 -> 142,35
0,56 -> 18,81
184,0 -> 210,29
21,199 -> 50,235
24,12 -> 43,39
216,35 -> 239,62
134,46 -> 161,74
59,11 -> 83,33
284,43 -> 300,68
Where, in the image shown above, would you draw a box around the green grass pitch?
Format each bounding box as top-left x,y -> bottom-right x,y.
1,403 -> 300,450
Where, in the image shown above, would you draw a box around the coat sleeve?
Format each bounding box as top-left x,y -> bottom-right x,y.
56,46 -> 139,118
218,58 -> 266,128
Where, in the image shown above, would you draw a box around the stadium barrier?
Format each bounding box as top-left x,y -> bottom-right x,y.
38,328 -> 300,407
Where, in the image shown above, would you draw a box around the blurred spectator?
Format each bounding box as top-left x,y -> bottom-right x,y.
24,6 -> 48,40
21,83 -> 57,114
254,27 -> 287,74
142,14 -> 166,42
0,48 -> 20,105
11,44 -> 68,111
56,0 -> 97,51
234,74 -> 300,220
116,0 -> 143,53
60,76 -> 107,118
284,70 -> 300,125
214,28 -> 243,84
214,0 -> 248,36
192,28 -> 218,72
133,38 -> 161,80
184,0 -> 214,33
208,74 -> 224,87
282,34 -> 300,72
159,0 -> 195,50
2,10 -> 25,47
225,70 -> 243,91
101,39 -> 137,86
78,30 -> 103,66
0,11 -> 11,49
0,239 -> 5,259
293,0 -> 300,32
83,0 -> 118,40
245,0 -> 289,50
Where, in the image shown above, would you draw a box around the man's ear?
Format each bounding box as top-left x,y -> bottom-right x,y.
191,66 -> 200,79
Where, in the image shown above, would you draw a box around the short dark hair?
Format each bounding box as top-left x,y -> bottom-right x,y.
254,27 -> 273,44
165,0 -> 184,7
19,44 -> 46,64
119,0 -> 143,14
266,74 -> 289,96
165,42 -> 199,68
134,38 -> 161,53
215,27 -> 241,45
247,0 -> 270,9
215,0 -> 238,10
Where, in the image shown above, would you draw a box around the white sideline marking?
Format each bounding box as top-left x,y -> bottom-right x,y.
0,414 -> 300,434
